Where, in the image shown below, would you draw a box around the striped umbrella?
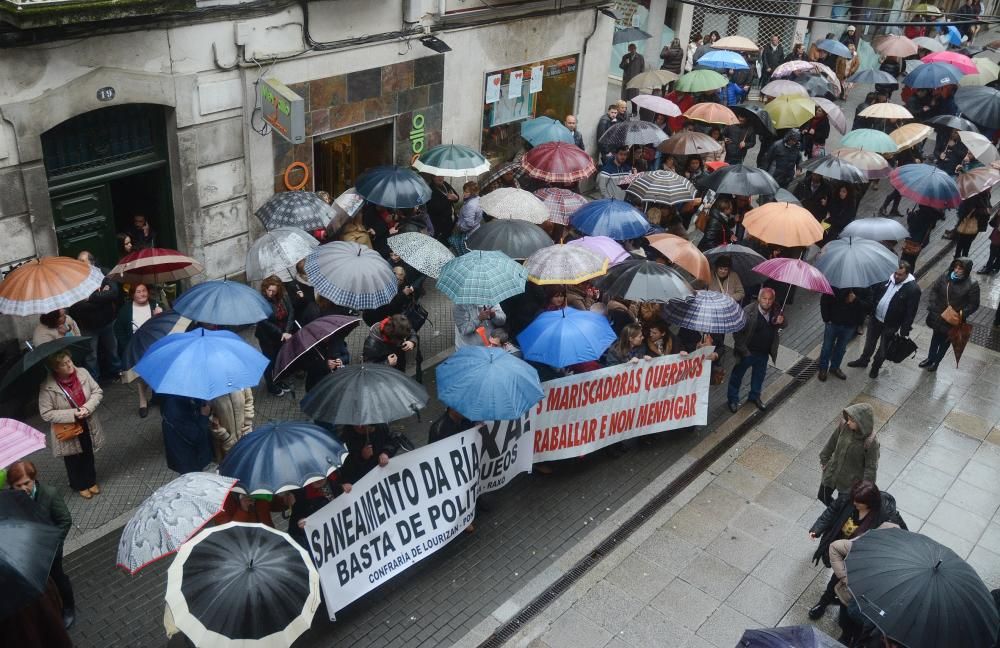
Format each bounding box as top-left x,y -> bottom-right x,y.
0,418 -> 46,468
255,191 -> 338,231
625,170 -> 697,204
412,144 -> 490,177
521,142 -> 596,184
479,187 -> 549,224
752,258 -> 833,295
524,244 -> 608,285
245,228 -> 319,282
0,256 -> 104,316
598,120 -> 668,148
304,241 -> 398,311
533,188 -> 589,225
109,247 -> 204,284
570,199 -> 650,241
663,290 -> 746,334
387,232 -> 454,279
889,164 -> 961,209
437,250 -> 527,305
840,129 -> 898,154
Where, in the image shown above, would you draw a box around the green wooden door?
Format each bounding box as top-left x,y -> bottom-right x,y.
50,184 -> 118,267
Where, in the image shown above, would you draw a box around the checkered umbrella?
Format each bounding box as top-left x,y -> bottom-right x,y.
480,161 -> 524,188
625,170 -> 697,204
304,241 -> 397,311
598,120 -> 668,148
387,232 -> 455,279
524,244 -> 608,285
479,188 -> 549,224
663,290 -> 746,334
533,188 -> 589,225
521,142 -> 597,184
437,250 -> 527,305
255,191 -> 338,231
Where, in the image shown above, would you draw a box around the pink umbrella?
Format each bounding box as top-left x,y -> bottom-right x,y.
566,236 -> 631,265
533,188 -> 589,225
921,51 -> 978,75
753,258 -> 833,308
0,418 -> 46,467
631,94 -> 682,117
771,60 -> 815,78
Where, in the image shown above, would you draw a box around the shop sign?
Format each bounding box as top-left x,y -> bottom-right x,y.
409,113 -> 426,154
260,78 -> 305,144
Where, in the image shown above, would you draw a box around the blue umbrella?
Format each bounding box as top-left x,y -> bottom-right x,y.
696,50 -> 750,71
889,163 -> 961,209
355,165 -> 432,209
173,280 -> 273,326
218,421 -> 347,495
123,311 -> 192,369
570,199 -> 650,241
520,117 -> 574,146
436,347 -> 543,420
903,61 -> 963,88
937,24 -> 962,47
134,329 -> 269,401
517,308 -> 617,369
815,39 -> 852,59
663,290 -> 746,334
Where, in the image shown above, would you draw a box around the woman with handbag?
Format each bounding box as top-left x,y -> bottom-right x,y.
954,190 -> 990,259
38,350 -> 105,499
920,257 -> 980,371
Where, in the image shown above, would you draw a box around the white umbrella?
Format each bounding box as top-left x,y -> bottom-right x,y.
245,227 -> 320,282
958,131 -> 1000,164
479,187 -> 549,224
811,97 -> 847,134
631,94 -> 682,117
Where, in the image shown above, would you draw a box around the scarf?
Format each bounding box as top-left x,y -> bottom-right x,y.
56,370 -> 86,408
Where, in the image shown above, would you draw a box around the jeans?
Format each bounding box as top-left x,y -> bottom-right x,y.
819,323 -> 856,370
858,318 -> 894,369
927,329 -> 951,365
80,321 -> 121,380
727,352 -> 768,404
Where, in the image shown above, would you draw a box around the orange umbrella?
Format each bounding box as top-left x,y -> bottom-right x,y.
742,202 -> 825,248
684,102 -> 739,125
646,234 -> 711,284
0,256 -> 105,316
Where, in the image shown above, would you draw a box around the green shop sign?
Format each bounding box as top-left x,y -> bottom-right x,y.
409,113 -> 425,155
260,78 -> 305,144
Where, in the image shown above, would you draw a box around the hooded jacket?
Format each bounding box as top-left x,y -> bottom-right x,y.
819,402 -> 879,493
764,132 -> 801,181
925,257 -> 980,334
810,490 -> 905,567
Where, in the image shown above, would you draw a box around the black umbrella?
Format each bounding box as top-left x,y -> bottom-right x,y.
801,155 -> 868,184
273,314 -> 362,380
598,120 -> 668,148
731,103 -> 777,136
846,528 -> 999,648
703,244 -> 769,285
792,73 -> 835,97
0,491 -> 63,619
300,363 -> 429,425
597,259 -> 694,302
955,86 -> 1000,129
466,219 -> 552,261
736,625 -> 843,647
165,522 -> 320,646
123,311 -> 193,369
0,336 -> 91,394
925,114 -> 980,133
697,164 -> 780,196
773,189 -> 801,205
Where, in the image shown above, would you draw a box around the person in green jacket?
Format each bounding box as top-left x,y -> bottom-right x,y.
817,402 -> 879,505
8,460 -> 76,629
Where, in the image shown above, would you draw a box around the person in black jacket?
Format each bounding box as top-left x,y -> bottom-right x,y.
338,424 -> 400,482
698,197 -> 734,251
847,262 -> 921,378
255,276 -> 296,396
362,314 -> 416,372
763,129 -> 802,186
795,173 -> 830,220
722,116 -> 757,164
902,204 -> 945,272
760,35 -> 784,87
801,108 -> 831,159
822,185 -> 857,243
425,175 -> 460,244
69,251 -> 121,383
302,336 -> 351,393
819,287 -> 872,381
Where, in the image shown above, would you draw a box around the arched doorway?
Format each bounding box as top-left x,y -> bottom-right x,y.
41,104 -> 175,268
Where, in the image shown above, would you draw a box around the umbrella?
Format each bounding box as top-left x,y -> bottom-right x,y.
631,94 -> 682,117
520,116 -> 574,147
412,144 -> 490,177
524,244 -> 608,285
958,131 -> 1000,164
626,69 -> 679,90
521,142 -> 597,184
300,363 -> 428,425
697,164 -> 780,196
480,160 -> 524,189
876,34 -> 919,58
123,311 -> 192,370
116,472 -> 238,574
731,103 -> 776,136
925,113 -> 981,133
657,131 -> 723,156
599,120 -> 669,148
957,166 -> 1000,199
833,148 -> 892,179
436,346 -> 543,420
949,320 -> 973,365
0,257 -> 104,317
533,188 -> 589,225
108,248 -> 204,284
0,336 -> 91,395
811,97 -> 847,134
771,60 -> 816,78
165,522 -> 320,647
626,170 -> 697,204
840,217 -> 910,241
684,102 -> 739,125
466,219 -> 552,260
697,50 -> 750,71
815,39 -> 852,59
763,95 -> 816,129
255,191 -> 339,231
955,86 -> 1000,129
922,51 -> 977,74
846,528 -> 999,648
566,236 -> 631,265
386,232 -> 454,279
245,228 -> 320,282
800,156 -> 867,184
959,59 -> 1000,87
304,241 -> 397,311
736,625 -> 843,648
613,26 -> 652,45
598,259 -> 695,302
0,418 -> 46,468
815,237 -> 901,288
847,69 -> 900,85
903,62 -> 963,88
703,244 -> 768,284
518,308 -> 617,369
662,290 -> 746,334
272,314 -> 362,380
0,490 -> 63,619
675,69 -> 729,93
743,202 -> 825,247
910,3 -> 942,14
938,24 -> 963,47
646,234 -> 711,284
793,74 -> 836,97
570,199 -> 650,240
774,188 -> 801,204
334,188 -> 364,216
479,187 -> 550,224
712,35 -> 759,52
912,35 -> 945,52
753,258 -> 833,295
135,329 -> 269,401
437,250 -> 527,305
859,103 -> 914,120
840,129 -> 898,154
173,280 -> 273,326
761,79 -> 810,98
219,422 -> 347,494
354,165 -> 432,209
889,164 -> 961,209
890,123 -> 934,150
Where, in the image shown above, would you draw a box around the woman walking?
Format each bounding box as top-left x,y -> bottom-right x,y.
114,283 -> 162,417
920,257 -> 980,371
255,276 -> 295,396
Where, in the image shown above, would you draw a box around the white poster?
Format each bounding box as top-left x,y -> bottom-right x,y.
529,65 -> 545,94
485,74 -> 502,104
477,414 -> 534,494
508,70 -> 524,98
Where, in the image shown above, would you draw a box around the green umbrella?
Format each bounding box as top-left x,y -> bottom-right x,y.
674,69 -> 728,93
840,128 -> 899,154
412,144 -> 490,178
437,250 -> 527,305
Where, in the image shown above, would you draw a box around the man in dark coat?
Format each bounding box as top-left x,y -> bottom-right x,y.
728,287 -> 785,412
160,395 -> 212,474
763,129 -> 802,186
338,424 -> 401,482
819,287 -> 872,381
847,262 -> 921,378
723,116 -> 757,164
69,251 -> 121,382
761,35 -> 784,87
619,44 -> 645,101
596,104 -> 620,158
794,172 -> 830,220
425,176 -> 460,244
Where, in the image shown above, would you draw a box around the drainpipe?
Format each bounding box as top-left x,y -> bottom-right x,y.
574,7 -> 603,114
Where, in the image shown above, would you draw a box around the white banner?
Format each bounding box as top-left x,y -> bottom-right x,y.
477,414 -> 534,494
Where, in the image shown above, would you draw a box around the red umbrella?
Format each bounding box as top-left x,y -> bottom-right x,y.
521,142 -> 597,184
109,248 -> 204,284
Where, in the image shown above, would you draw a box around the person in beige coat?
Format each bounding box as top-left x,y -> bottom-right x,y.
38,350 -> 105,499
829,520 -> 900,644
32,309 -> 81,346
209,388 -> 255,461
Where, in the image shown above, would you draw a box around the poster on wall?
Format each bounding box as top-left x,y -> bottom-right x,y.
489,80 -> 535,127
485,74 -> 502,104
508,70 -> 524,98
529,65 -> 545,94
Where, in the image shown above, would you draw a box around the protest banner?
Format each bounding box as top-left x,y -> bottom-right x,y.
478,414 -> 533,494
528,348 -> 712,462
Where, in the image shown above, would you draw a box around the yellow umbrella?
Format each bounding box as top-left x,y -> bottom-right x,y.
763,95 -> 816,129
743,202 -> 825,248
959,59 -> 1000,87
859,103 -> 914,120
890,123 -> 933,149
910,3 -> 941,15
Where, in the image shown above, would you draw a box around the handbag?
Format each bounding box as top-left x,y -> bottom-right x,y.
710,366 -> 726,385
403,300 -> 430,332
53,379 -> 85,441
956,214 -> 979,236
901,238 -> 922,256
941,285 -> 961,327
885,334 -> 918,363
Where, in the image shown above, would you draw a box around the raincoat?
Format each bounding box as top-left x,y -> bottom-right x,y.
819,402 -> 879,494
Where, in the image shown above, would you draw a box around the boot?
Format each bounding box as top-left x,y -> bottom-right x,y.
808,594 -> 834,619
